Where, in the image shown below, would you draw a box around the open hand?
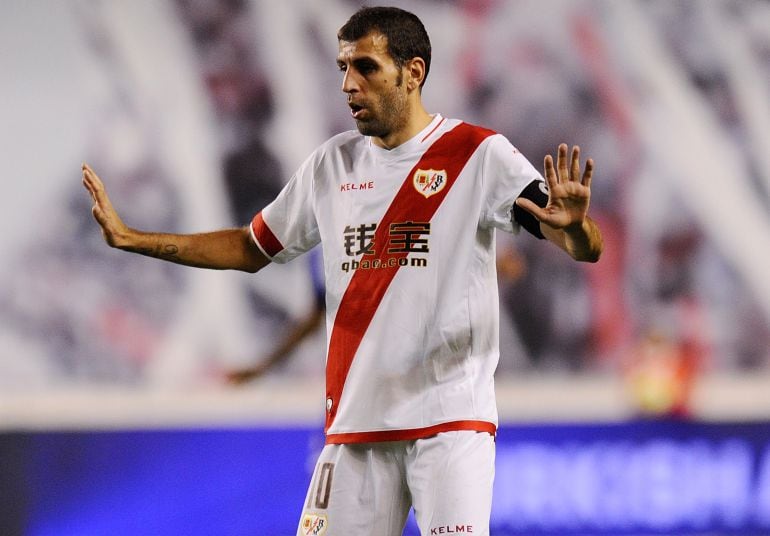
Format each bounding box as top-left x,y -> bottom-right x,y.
515,143 -> 593,231
82,163 -> 129,247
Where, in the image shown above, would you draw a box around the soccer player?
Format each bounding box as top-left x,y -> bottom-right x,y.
82,6 -> 603,535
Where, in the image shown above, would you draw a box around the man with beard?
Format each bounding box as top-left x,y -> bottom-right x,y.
83,6 -> 602,535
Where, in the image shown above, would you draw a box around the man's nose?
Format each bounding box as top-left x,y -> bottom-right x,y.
341,69 -> 358,93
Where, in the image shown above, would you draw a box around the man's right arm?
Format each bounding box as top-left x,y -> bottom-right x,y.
82,163 -> 270,273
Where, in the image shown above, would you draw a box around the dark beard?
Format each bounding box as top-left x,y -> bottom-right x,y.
354,79 -> 407,140
354,117 -> 390,138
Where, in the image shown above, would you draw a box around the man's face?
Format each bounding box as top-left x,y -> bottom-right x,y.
337,31 -> 409,140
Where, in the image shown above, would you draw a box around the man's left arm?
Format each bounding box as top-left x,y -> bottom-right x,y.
515,143 -> 603,263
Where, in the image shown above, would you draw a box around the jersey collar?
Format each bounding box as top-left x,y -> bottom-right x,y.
368,114 -> 445,158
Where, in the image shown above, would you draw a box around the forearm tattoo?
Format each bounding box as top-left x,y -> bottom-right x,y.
134,243 -> 182,262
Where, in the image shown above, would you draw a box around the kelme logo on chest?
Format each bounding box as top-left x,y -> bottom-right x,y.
413,168 -> 447,198
340,180 -> 374,192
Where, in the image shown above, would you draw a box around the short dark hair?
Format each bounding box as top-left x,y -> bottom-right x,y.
338,6 -> 432,88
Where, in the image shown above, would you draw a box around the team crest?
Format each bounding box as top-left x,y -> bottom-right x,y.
413,169 -> 448,198
301,513 -> 328,535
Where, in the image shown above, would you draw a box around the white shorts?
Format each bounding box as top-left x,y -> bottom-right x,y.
296,430 -> 495,536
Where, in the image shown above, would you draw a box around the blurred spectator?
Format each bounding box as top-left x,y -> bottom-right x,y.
2,0 -> 770,394
625,329 -> 698,419
176,0 -> 283,225
226,248 -> 325,383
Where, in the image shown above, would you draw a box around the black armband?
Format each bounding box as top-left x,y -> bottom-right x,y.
512,180 -> 549,239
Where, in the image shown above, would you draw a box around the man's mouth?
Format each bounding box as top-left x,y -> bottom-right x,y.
349,102 -> 366,119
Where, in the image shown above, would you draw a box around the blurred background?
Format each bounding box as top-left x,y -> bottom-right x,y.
1,0 -> 770,534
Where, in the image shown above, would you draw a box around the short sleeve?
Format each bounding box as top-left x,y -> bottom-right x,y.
480,134 -> 544,233
250,152 -> 321,264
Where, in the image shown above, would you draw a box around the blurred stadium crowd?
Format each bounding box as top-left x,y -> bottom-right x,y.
1,0 -> 770,409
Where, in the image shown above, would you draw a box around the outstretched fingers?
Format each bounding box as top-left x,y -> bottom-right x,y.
557,143 -> 570,182
544,153 -> 558,190
82,164 -> 94,195
82,163 -> 111,207
548,144 -> 593,188
546,143 -> 580,187
570,146 -> 581,181
81,163 -> 124,240
82,163 -> 102,200
582,158 -> 594,189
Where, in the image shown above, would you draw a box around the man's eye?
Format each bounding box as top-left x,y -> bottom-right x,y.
338,64 -> 347,72
358,63 -> 376,74
352,60 -> 378,75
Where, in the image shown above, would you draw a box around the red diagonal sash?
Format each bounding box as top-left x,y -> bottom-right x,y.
325,122 -> 495,433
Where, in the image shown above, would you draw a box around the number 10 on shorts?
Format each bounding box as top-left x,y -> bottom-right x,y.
307,462 -> 334,509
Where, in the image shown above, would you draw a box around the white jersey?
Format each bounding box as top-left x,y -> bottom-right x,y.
251,114 -> 543,444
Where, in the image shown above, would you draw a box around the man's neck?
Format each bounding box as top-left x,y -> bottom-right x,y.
372,106 -> 433,150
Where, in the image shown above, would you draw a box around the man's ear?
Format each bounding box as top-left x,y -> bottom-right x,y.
405,57 -> 426,91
